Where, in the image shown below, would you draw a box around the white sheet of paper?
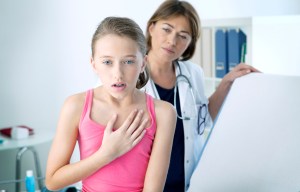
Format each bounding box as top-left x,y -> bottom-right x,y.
189,73 -> 300,192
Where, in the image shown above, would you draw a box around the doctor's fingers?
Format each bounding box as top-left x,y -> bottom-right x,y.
225,64 -> 253,82
235,63 -> 261,73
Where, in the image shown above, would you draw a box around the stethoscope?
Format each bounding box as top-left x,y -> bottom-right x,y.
149,61 -> 207,135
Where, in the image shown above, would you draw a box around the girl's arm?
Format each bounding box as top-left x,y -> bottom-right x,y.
46,94 -> 110,190
46,94 -> 86,190
143,100 -> 176,192
46,94 -> 147,191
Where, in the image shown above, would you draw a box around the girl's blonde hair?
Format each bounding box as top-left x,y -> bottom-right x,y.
92,17 -> 149,88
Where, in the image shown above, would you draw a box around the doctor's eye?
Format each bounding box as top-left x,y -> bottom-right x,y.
178,33 -> 191,41
162,27 -> 171,33
179,35 -> 188,40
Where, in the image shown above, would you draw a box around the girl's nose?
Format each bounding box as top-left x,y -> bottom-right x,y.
113,63 -> 124,80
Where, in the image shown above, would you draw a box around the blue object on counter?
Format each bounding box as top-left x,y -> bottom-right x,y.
25,170 -> 35,192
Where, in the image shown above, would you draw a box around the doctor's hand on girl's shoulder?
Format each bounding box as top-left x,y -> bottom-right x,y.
98,109 -> 148,163
223,63 -> 261,83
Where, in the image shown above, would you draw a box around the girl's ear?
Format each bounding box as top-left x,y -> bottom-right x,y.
90,57 -> 97,72
141,55 -> 147,73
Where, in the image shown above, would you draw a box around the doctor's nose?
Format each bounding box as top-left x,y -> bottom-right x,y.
167,33 -> 177,46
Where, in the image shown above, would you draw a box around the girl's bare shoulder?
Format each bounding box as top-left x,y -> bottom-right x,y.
153,98 -> 176,119
62,91 -> 87,114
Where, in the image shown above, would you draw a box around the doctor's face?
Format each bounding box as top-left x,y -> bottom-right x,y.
148,15 -> 192,62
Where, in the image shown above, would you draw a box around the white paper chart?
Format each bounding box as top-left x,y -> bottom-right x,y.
189,73 -> 300,192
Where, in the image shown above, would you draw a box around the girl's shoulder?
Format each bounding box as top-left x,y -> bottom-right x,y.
65,91 -> 86,104
153,98 -> 176,119
152,97 -> 176,134
62,91 -> 87,115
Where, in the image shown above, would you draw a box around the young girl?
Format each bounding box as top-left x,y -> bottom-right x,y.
45,17 -> 176,192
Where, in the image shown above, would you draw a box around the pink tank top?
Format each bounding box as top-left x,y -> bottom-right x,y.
78,89 -> 157,192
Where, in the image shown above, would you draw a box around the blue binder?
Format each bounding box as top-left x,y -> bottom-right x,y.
227,29 -> 247,71
215,29 -> 228,78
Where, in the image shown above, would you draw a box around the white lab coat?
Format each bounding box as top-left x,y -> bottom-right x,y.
142,60 -> 212,191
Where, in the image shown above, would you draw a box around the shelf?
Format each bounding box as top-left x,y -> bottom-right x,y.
192,15 -> 300,95
191,17 -> 253,79
192,15 -> 300,81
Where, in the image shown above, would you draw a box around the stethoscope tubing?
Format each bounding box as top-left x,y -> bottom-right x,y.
149,61 -> 206,135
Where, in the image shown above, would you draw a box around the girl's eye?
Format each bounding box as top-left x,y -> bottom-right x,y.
102,60 -> 112,65
124,60 -> 134,65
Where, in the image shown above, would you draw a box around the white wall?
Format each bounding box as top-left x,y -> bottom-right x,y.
252,15 -> 300,76
196,0 -> 300,19
1,0 -> 299,191
0,0 -> 164,133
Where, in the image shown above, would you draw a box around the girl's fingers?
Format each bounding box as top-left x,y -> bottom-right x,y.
118,109 -> 138,132
132,130 -> 146,147
130,118 -> 148,141
126,110 -> 144,135
105,114 -> 117,134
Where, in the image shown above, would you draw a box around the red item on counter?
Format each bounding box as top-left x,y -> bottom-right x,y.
0,125 -> 34,137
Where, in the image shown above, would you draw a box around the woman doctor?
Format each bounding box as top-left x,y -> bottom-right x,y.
143,0 -> 259,191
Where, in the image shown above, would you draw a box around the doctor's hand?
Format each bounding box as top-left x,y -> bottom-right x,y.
209,64 -> 261,120
222,63 -> 261,84
99,109 -> 148,162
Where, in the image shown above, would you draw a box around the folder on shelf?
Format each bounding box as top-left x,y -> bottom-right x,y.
227,28 -> 247,71
215,29 -> 228,78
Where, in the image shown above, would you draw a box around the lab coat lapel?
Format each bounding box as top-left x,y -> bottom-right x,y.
176,61 -> 191,113
143,79 -> 160,99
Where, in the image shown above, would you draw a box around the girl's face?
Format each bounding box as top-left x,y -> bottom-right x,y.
149,15 -> 192,62
91,34 -> 145,99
